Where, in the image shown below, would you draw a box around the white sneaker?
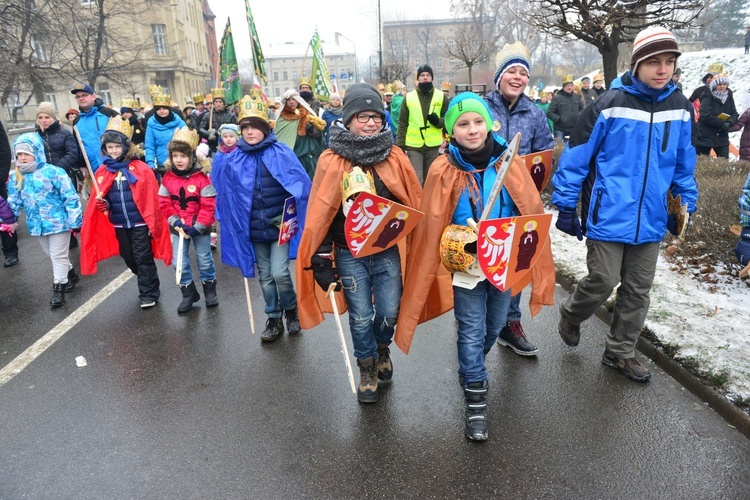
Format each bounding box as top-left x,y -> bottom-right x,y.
210,232 -> 218,250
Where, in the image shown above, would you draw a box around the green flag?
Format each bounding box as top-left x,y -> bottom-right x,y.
219,19 -> 242,104
309,29 -> 333,102
245,0 -> 267,85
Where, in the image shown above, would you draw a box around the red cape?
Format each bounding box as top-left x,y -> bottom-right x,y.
81,160 -> 172,275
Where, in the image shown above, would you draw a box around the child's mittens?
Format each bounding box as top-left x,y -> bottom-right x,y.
0,223 -> 18,234
186,226 -> 201,238
734,227 -> 750,266
196,143 -> 210,160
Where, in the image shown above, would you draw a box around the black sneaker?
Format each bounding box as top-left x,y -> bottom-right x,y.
497,320 -> 538,356
464,381 -> 488,441
357,357 -> 379,403
4,255 -> 18,267
284,308 -> 301,335
140,298 -> 157,309
261,317 -> 284,342
558,311 -> 581,347
602,351 -> 652,383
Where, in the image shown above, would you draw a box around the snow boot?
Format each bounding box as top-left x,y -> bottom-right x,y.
50,282 -> 66,308
284,308 -> 301,335
63,267 -> 80,292
376,343 -> 393,381
464,381 -> 489,442
357,357 -> 379,403
202,279 -> 218,308
177,282 -> 200,313
261,317 -> 284,342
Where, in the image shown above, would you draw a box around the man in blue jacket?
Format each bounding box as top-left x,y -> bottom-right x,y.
552,27 -> 698,383
71,83 -> 118,173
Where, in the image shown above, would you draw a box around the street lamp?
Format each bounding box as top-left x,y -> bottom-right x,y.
334,32 -> 358,83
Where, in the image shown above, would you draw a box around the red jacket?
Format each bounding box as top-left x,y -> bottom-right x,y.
158,168 -> 216,232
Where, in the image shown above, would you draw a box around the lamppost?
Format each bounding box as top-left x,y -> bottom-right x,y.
334,32 -> 358,83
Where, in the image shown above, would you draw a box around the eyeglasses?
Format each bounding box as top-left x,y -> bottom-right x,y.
74,93 -> 92,100
355,113 -> 383,124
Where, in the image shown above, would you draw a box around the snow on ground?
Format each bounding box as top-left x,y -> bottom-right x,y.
548,208 -> 750,403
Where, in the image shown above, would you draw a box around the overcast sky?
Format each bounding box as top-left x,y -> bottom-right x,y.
207,0 -> 453,60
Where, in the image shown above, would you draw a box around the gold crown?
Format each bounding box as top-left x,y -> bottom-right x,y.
562,74 -> 574,85
211,87 -> 225,99
391,80 -> 404,92
105,116 -> 134,139
299,77 -> 312,88
384,84 -> 394,94
708,62 -> 724,74
148,84 -> 163,97
341,166 -> 375,203
152,94 -> 171,107
171,126 -> 199,150
593,74 -> 604,83
119,98 -> 139,110
238,90 -> 268,122
441,81 -> 451,91
192,93 -> 205,105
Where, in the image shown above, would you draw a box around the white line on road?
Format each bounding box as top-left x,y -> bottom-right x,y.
0,269 -> 133,387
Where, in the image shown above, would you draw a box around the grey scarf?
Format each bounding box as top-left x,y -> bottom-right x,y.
713,90 -> 728,105
17,161 -> 38,173
328,126 -> 393,166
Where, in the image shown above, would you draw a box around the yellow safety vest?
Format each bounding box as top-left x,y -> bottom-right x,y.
404,89 -> 444,148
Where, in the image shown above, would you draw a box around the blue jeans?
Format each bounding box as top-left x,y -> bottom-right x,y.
335,245 -> 401,360
507,291 -> 522,322
172,233 -> 216,285
554,129 -> 570,142
251,240 -> 297,318
453,280 -> 511,387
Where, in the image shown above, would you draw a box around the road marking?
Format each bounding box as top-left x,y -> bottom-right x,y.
0,269 -> 133,387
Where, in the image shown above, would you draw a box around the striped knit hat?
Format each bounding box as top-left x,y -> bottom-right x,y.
493,42 -> 531,87
630,26 -> 681,75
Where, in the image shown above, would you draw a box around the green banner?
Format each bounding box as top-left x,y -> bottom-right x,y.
309,29 -> 333,102
219,19 -> 242,104
245,0 -> 267,85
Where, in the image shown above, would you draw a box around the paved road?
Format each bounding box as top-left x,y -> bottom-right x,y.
1,229 -> 749,498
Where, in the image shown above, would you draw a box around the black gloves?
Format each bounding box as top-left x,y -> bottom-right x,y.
556,207 -> 583,241
721,121 -> 732,132
427,113 -> 440,127
307,254 -> 341,292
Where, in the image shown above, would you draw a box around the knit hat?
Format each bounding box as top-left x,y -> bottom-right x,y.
219,123 -> 240,138
581,76 -> 590,83
443,93 -> 493,136
492,42 -> 531,87
239,117 -> 271,138
710,74 -> 731,90
99,130 -> 130,155
673,68 -> 682,75
630,26 -> 681,75
35,102 -> 56,118
417,64 -> 433,80
14,141 -> 35,157
65,108 -> 79,119
330,92 -> 342,102
342,83 -> 385,127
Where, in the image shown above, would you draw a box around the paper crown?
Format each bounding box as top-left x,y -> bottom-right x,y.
204,93 -> 213,103
384,84 -> 394,95
192,93 -> 205,105
238,89 -> 268,122
494,41 -> 531,76
341,166 -> 375,204
105,116 -> 134,139
148,84 -> 163,97
211,87 -> 225,99
561,74 -> 574,85
391,80 -> 404,92
119,98 -> 139,110
299,77 -> 312,88
593,74 -> 604,83
152,93 -> 171,107
708,62 -> 724,75
441,81 -> 451,91
171,126 -> 199,150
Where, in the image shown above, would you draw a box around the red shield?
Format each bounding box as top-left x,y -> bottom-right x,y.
521,149 -> 553,193
477,214 -> 552,291
344,192 -> 424,257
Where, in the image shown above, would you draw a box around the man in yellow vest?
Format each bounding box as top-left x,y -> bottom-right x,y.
396,64 -> 449,184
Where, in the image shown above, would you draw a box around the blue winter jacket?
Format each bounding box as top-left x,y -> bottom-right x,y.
449,134 -> 516,225
73,101 -> 117,173
484,91 -> 554,156
250,157 -> 291,242
105,173 -> 146,228
552,72 -> 698,244
212,132 -> 312,278
7,133 -> 82,236
145,113 -> 187,167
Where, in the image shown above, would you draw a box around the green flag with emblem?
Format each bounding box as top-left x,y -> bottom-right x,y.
244,0 -> 267,85
219,19 -> 242,104
309,29 -> 333,102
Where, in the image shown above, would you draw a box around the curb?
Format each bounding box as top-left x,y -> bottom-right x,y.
556,273 -> 750,440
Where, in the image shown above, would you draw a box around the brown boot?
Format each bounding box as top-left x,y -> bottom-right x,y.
357,357 -> 379,403
376,343 -> 393,381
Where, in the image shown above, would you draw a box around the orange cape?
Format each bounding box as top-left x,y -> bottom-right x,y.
296,148 -> 422,330
394,154 -> 556,354
81,160 -> 172,275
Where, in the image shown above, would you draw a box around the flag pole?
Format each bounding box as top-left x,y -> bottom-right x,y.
328,283 -> 356,394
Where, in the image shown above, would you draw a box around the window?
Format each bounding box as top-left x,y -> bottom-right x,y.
283,71 -> 288,80
273,71 -> 279,80
81,0 -> 94,5
152,24 -> 167,55
25,0 -> 36,11
97,82 -> 112,106
275,87 -> 281,97
436,59 -> 443,69
154,79 -> 170,96
44,94 -> 57,110
292,71 -> 298,81
30,35 -> 47,62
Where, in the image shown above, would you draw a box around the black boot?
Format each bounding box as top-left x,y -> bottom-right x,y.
376,343 -> 393,381
63,267 -> 80,292
69,234 -> 79,249
50,282 -> 66,308
357,357 -> 379,403
284,308 -> 301,335
261,317 -> 284,342
177,282 -> 200,313
464,381 -> 489,441
202,280 -> 218,307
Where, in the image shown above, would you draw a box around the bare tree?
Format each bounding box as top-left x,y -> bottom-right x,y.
568,40 -> 603,76
445,1 -> 502,84
521,0 -> 708,87
382,18 -> 420,83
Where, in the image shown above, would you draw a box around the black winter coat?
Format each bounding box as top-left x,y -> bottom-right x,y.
0,120 -> 11,198
694,92 -> 739,149
198,108 -> 238,151
547,91 -> 583,132
36,120 -> 79,173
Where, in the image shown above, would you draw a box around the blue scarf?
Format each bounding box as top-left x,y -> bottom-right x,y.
103,156 -> 137,184
629,72 -> 670,101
